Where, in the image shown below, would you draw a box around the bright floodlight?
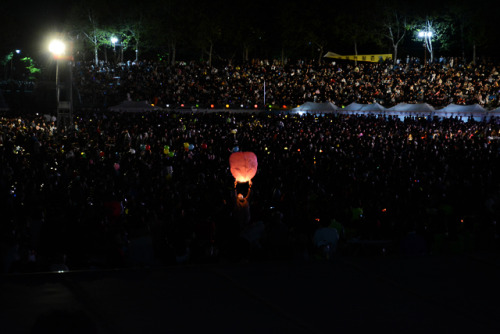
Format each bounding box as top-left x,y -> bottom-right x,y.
49,40 -> 66,56
111,36 -> 118,44
418,31 -> 433,38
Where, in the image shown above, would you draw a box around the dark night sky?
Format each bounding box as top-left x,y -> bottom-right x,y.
9,0 -> 293,56
5,0 -> 500,60
3,1 -> 69,56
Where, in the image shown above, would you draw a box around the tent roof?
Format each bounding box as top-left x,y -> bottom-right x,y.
436,103 -> 486,113
341,102 -> 365,111
291,102 -> 338,113
358,103 -> 386,112
341,102 -> 386,112
388,103 -> 435,112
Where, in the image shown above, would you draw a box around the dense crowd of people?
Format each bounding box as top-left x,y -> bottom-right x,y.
73,57 -> 500,111
1,106 -> 499,273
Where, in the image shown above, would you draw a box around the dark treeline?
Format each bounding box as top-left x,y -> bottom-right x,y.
3,0 -> 500,65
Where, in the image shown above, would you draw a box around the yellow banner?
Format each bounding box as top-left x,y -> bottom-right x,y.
324,52 -> 392,63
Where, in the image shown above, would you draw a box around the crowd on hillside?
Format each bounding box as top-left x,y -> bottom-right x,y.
73,57 -> 500,110
1,107 -> 499,273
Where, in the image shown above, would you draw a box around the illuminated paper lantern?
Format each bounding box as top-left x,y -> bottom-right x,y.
229,152 -> 258,183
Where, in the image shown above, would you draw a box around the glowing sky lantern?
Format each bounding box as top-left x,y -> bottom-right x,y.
229,152 -> 258,183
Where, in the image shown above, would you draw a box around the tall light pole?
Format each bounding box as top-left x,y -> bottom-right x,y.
111,36 -> 118,62
49,40 -> 65,107
49,39 -> 73,130
418,31 -> 433,64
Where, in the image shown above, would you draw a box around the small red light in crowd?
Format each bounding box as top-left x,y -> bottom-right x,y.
254,104 -> 258,109
181,104 -> 184,107
382,208 -> 387,212
283,105 -> 287,108
211,104 -> 214,108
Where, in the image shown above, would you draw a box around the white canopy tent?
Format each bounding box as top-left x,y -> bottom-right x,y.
291,101 -> 499,121
290,102 -> 338,115
388,103 -> 435,113
339,102 -> 386,114
433,104 -> 487,121
340,102 -> 365,113
385,103 -> 435,119
487,107 -> 500,121
358,102 -> 386,113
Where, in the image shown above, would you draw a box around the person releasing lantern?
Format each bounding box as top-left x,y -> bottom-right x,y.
230,152 -> 258,197
230,152 -> 258,228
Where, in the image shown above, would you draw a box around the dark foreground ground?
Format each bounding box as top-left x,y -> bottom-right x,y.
1,253 -> 500,334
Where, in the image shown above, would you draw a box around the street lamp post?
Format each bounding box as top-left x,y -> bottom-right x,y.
111,36 -> 118,62
49,39 -> 73,130
49,40 -> 65,108
418,31 -> 433,64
